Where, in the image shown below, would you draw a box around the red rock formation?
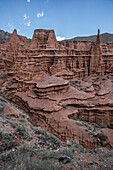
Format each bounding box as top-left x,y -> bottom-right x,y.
0,28 -> 113,149
31,29 -> 58,49
90,29 -> 104,75
8,29 -> 21,44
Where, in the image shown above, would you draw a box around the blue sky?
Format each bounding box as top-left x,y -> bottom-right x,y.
0,0 -> 113,40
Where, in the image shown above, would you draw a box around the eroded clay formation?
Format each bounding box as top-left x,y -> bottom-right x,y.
0,29 -> 113,149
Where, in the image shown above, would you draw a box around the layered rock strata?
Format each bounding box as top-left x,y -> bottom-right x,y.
0,28 -> 113,149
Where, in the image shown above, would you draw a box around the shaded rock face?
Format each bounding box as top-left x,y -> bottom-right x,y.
0,28 -> 113,149
0,30 -> 11,44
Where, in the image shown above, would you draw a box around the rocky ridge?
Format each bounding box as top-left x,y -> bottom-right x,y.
62,32 -> 113,43
1,29 -> 113,44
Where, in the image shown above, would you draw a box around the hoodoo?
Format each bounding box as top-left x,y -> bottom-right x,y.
90,29 -> 104,75
31,29 -> 58,49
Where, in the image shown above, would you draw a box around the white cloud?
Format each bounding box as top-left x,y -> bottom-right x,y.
24,13 -> 29,20
56,36 -> 65,41
37,11 -> 44,18
27,0 -> 30,2
17,29 -> 20,34
23,14 -> 30,27
25,20 -> 31,27
8,22 -> 14,31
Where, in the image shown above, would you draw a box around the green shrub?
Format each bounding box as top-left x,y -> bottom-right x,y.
0,132 -> 3,140
38,149 -> 59,159
35,127 -> 60,146
5,116 -> 11,120
93,124 -> 100,131
0,73 -> 7,79
10,123 -> 17,129
0,143 -> 5,152
62,104 -> 67,108
93,126 -> 96,132
0,104 -> 4,111
19,118 -> 26,122
59,148 -> 75,158
34,127 -> 46,135
99,124 -> 107,128
88,126 -> 92,130
16,126 -> 28,138
96,77 -> 99,81
102,77 -> 106,80
0,134 -> 16,153
71,116 -> 76,120
46,133 -> 60,146
4,133 -> 11,140
85,124 -> 92,130
3,145 -> 63,170
6,156 -> 62,170
97,133 -> 108,141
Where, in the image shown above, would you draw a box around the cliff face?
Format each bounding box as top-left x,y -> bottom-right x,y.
1,29 -> 113,77
0,28 -> 113,149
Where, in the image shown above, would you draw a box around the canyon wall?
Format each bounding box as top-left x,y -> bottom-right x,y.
0,28 -> 113,149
